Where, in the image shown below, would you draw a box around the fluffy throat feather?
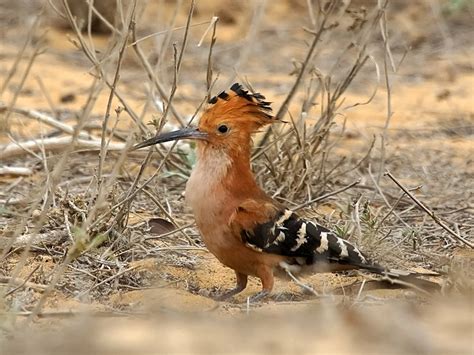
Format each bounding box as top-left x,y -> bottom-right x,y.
196,141 -> 251,171
194,145 -> 233,184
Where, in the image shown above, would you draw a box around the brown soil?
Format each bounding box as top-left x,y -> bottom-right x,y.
0,1 -> 473,354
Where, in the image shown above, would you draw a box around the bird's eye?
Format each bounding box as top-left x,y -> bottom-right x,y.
217,124 -> 229,134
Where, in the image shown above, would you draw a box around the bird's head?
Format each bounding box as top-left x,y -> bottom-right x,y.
132,83 -> 275,154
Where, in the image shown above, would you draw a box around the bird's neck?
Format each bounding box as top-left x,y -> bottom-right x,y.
195,141 -> 262,197
185,141 -> 266,235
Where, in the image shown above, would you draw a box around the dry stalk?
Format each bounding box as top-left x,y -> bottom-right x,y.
367,164 -> 412,230
132,1 -> 182,128
226,0 -> 267,86
130,2 -> 189,127
140,187 -> 195,244
384,171 -> 473,248
0,77 -> 103,263
0,11 -> 42,96
34,76 -> 59,119
0,105 -> 94,140
97,1 -> 136,188
291,179 -> 360,211
204,17 -> 219,99
55,0 -> 143,236
1,15 -> 107,313
251,1 -> 393,206
0,166 -> 32,176
282,264 -> 319,297
376,0 -> 394,184
109,2 -> 222,240
130,21 -> 211,47
0,136 -> 126,160
61,1 -> 148,133
76,265 -> 138,299
258,0 -> 338,147
2,37 -> 46,132
6,309 -> 144,318
106,1 -> 197,235
1,276 -> 48,296
4,0 -> 136,320
85,0 -> 121,35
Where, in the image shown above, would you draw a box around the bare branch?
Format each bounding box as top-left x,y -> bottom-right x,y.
384,171 -> 473,248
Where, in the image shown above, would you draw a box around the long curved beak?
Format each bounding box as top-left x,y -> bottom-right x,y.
131,127 -> 208,151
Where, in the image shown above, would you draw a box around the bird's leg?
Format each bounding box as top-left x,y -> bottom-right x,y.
214,272 -> 248,301
248,266 -> 274,303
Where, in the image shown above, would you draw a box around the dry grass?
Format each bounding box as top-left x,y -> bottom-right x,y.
0,0 -> 473,353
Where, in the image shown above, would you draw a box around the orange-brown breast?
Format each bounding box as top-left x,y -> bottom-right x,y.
185,143 -> 285,276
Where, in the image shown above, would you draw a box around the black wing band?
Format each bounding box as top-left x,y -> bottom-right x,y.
242,209 -> 377,269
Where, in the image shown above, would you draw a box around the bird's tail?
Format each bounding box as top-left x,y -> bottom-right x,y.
355,262 -> 442,292
313,229 -> 442,292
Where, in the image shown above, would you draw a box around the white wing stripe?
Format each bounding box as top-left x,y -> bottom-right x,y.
275,209 -> 293,227
316,232 -> 329,253
337,238 -> 349,258
274,231 -> 286,244
291,223 -> 307,251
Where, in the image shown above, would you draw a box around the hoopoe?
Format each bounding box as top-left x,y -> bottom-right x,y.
133,83 -> 436,301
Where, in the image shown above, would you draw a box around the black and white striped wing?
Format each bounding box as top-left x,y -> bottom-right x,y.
242,209 -> 377,270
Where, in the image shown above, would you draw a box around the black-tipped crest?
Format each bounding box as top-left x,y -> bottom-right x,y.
218,91 -> 230,100
230,83 -> 254,101
207,83 -> 273,116
208,96 -> 218,104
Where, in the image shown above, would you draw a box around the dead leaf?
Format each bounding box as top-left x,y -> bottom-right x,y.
148,218 -> 175,236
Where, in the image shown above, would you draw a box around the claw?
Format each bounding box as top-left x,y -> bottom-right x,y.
213,286 -> 246,301
212,272 -> 248,301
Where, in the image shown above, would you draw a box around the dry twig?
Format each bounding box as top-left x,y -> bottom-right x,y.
384,171 -> 473,248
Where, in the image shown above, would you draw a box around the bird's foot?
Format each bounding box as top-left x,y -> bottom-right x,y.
247,290 -> 270,303
212,287 -> 245,301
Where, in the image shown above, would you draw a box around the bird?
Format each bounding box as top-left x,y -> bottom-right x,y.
133,83 -> 438,301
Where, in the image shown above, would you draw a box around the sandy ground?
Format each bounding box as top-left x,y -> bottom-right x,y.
0,1 -> 473,354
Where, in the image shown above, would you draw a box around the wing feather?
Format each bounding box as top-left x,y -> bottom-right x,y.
229,202 -> 440,290
230,203 -> 377,270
